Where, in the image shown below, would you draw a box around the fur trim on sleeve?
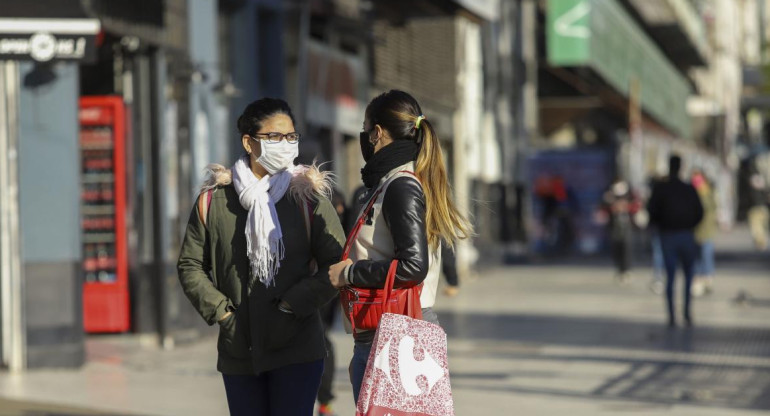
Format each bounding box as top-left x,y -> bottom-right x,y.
289,164 -> 334,204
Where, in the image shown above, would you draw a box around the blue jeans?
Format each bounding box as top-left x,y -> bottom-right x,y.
695,240 -> 715,276
350,308 -> 440,404
350,342 -> 372,405
660,230 -> 699,324
651,233 -> 665,280
222,359 -> 324,416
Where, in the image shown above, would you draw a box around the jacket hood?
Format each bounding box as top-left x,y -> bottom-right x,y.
200,163 -> 334,203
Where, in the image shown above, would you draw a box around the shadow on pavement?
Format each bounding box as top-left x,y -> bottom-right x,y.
451,363 -> 770,411
439,311 -> 770,357
0,398 -> 137,416
440,311 -> 770,411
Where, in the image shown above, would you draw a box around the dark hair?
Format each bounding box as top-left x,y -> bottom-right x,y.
236,98 -> 296,137
669,155 -> 682,176
365,90 -> 472,249
365,90 -> 424,143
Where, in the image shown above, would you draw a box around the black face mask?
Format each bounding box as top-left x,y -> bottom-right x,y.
359,130 -> 376,162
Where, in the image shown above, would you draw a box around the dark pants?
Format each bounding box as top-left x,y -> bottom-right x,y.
441,242 -> 459,287
222,359 -> 324,416
350,341 -> 372,406
611,239 -> 630,274
660,230 -> 699,325
317,300 -> 337,405
317,335 -> 335,405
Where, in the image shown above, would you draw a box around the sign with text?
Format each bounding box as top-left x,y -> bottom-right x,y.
0,18 -> 100,62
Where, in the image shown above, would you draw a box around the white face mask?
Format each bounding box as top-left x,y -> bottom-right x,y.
257,140 -> 298,175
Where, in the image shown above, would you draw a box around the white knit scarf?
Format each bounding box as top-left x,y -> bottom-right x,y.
231,156 -> 297,287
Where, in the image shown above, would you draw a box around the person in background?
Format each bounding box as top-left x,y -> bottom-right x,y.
647,155 -> 703,327
535,174 -> 576,253
601,177 -> 640,282
328,90 -> 472,404
316,188 -> 348,416
177,98 -> 346,416
441,241 -> 460,296
747,170 -> 769,251
647,175 -> 667,294
691,170 -> 717,296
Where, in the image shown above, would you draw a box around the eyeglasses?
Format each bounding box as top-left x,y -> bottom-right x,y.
251,132 -> 301,144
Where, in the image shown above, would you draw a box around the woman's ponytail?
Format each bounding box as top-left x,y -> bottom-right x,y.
414,119 -> 472,250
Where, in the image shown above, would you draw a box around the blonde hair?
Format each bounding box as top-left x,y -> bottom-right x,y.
366,90 -> 473,250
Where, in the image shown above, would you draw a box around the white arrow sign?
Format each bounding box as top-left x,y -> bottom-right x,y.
555,1 -> 591,39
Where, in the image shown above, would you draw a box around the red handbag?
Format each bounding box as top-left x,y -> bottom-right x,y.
340,177 -> 423,332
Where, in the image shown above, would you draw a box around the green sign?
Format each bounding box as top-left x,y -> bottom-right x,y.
547,0 -> 591,65
547,0 -> 691,138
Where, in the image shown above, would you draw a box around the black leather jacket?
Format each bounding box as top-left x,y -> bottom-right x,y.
347,177 -> 429,289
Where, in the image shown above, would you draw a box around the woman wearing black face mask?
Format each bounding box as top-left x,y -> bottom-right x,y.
328,90 -> 472,404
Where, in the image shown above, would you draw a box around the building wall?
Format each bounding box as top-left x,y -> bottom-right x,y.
373,17 -> 458,114
374,13 -> 485,269
18,62 -> 84,368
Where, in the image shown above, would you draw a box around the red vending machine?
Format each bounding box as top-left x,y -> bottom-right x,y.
79,96 -> 130,333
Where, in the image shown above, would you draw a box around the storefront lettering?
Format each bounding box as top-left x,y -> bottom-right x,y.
0,33 -> 88,62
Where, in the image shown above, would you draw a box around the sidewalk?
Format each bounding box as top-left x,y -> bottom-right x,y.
1,249 -> 768,415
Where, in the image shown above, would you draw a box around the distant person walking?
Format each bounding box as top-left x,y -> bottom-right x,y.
601,177 -> 639,282
644,175 -> 666,294
691,170 -> 717,296
647,155 -> 703,327
747,171 -> 769,251
441,241 -> 460,296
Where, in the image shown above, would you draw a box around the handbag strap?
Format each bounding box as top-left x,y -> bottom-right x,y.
341,170 -> 418,261
341,188 -> 383,261
382,259 -> 398,308
197,188 -> 214,228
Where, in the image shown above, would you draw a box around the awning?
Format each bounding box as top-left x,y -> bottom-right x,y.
546,0 -> 692,138
453,0 -> 500,21
0,0 -> 100,62
623,0 -> 710,68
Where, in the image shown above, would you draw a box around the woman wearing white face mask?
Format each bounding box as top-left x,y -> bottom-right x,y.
178,98 -> 346,416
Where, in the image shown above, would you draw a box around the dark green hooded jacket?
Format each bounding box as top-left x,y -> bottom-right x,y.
177,166 -> 345,374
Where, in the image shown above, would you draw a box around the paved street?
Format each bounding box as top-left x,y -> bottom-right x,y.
1,231 -> 768,415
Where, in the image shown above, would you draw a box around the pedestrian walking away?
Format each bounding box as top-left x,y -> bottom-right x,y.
691,170 -> 718,296
646,175 -> 667,294
441,240 -> 460,297
647,155 -> 703,327
601,177 -> 640,282
327,90 -> 473,404
746,168 -> 769,251
177,98 -> 346,416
